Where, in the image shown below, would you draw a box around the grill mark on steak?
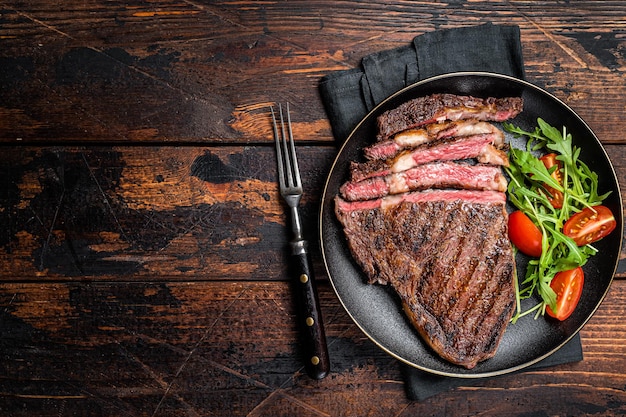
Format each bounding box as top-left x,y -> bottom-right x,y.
425,205 -> 486,316
446,232 -> 478,301
438,205 -> 514,363
376,94 -> 523,141
445,223 -> 495,327
468,239 -> 516,337
397,201 -> 450,291
334,196 -> 516,368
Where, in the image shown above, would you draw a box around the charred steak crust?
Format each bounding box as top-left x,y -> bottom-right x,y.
334,196 -> 516,369
334,93 -> 521,369
376,94 -> 524,141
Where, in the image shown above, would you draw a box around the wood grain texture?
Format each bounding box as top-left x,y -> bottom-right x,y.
1,145 -> 624,281
0,280 -> 625,416
1,1 -> 626,415
0,145 -> 337,281
1,1 -> 625,144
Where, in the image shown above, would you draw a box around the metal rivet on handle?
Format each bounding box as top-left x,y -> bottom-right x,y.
306,317 -> 314,326
300,274 -> 309,283
311,356 -> 320,365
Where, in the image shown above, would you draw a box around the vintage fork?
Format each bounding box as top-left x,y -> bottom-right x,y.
271,103 -> 330,379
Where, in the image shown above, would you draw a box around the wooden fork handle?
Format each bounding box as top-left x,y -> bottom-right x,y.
290,239 -> 330,379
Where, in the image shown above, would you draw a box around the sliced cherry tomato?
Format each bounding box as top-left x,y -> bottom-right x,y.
546,267 -> 584,321
539,153 -> 564,209
563,205 -> 617,246
508,210 -> 543,257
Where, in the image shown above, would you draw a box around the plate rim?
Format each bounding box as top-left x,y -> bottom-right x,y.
319,71 -> 624,378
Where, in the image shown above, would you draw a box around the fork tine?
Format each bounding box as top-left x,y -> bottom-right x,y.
278,104 -> 295,188
284,103 -> 302,188
271,105 -> 286,190
273,103 -> 302,192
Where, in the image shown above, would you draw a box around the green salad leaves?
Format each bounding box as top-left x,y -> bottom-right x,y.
503,118 -> 612,322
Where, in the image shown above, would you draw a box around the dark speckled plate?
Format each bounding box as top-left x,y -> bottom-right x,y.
319,72 -> 623,378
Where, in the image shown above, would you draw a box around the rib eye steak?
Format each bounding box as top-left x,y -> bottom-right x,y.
339,161 -> 508,202
364,119 -> 505,161
334,191 -> 516,369
349,133 -> 509,183
376,93 -> 523,141
333,93 -> 521,369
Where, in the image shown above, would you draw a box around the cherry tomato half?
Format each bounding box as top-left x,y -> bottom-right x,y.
546,266 -> 584,321
539,153 -> 564,209
508,210 -> 543,257
563,205 -> 617,246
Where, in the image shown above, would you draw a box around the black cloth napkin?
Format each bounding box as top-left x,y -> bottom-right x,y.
319,23 -> 525,144
402,334 -> 583,401
318,23 -> 583,400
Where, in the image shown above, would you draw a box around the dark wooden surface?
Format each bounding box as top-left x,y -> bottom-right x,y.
1,1 -> 625,416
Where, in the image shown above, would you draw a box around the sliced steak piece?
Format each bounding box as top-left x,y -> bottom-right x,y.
350,134 -> 509,183
339,162 -> 507,201
365,119 -> 504,161
334,192 -> 515,369
334,189 -> 507,213
376,94 -> 523,141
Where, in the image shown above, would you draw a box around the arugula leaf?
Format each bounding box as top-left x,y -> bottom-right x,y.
504,119 -> 610,321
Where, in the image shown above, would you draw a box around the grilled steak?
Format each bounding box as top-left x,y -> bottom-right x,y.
334,93 -> 522,368
365,119 -> 505,161
334,191 -> 516,368
339,161 -> 507,201
376,94 -> 523,141
335,188 -> 507,216
349,134 -> 509,183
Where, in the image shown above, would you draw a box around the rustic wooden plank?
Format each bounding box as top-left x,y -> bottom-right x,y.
1,144 -> 624,281
0,145 -> 336,280
1,1 -> 625,144
0,1 -> 339,144
0,279 -> 624,416
0,1 -> 624,416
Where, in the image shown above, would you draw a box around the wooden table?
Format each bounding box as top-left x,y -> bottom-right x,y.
1,1 -> 625,415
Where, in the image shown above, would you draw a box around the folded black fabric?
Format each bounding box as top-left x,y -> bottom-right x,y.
319,23 -> 525,144
402,334 -> 583,402
318,23 -> 583,401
